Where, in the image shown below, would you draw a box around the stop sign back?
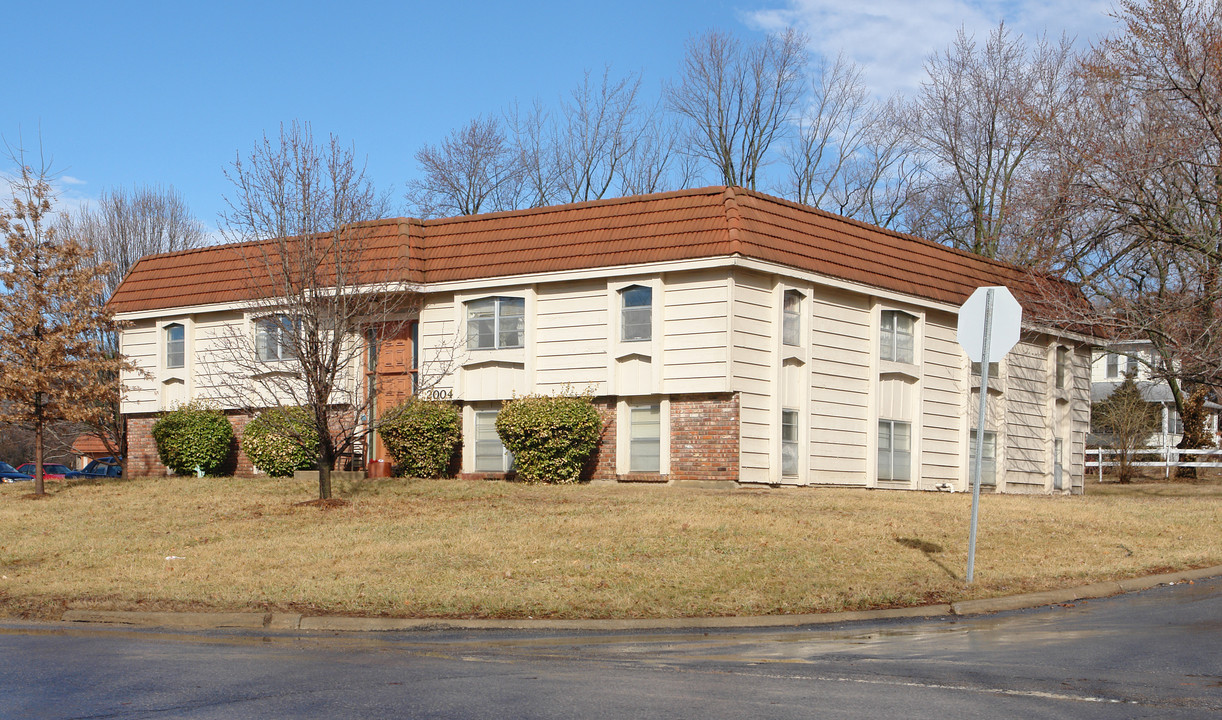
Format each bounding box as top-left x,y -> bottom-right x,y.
957,286 -> 1022,363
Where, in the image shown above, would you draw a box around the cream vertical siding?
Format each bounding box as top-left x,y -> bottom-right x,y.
1071,345 -> 1091,492
662,270 -> 729,393
730,271 -> 775,483
116,257 -> 1096,494
1004,338 -> 1053,491
417,293 -> 458,394
809,287 -> 872,485
453,287 -> 533,401
920,312 -> 966,487
120,319 -> 158,413
535,279 -> 608,394
193,310 -> 244,406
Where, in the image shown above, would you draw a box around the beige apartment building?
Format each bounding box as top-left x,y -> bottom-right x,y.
108,186 -> 1094,493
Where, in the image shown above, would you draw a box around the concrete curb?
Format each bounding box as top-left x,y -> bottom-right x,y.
56,565 -> 1221,633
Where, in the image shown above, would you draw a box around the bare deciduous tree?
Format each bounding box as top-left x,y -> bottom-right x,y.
552,67 -> 645,203
405,115 -> 524,218
616,114 -> 701,196
60,185 -> 206,299
780,55 -> 920,229
213,121 -> 409,501
506,99 -> 560,208
904,23 -> 1076,261
668,28 -> 808,189
1036,0 -> 1222,424
57,184 -> 204,467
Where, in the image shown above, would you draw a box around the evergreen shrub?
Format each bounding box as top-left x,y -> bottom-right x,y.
151,399 -> 235,476
241,406 -> 319,477
495,392 -> 601,484
379,399 -> 461,478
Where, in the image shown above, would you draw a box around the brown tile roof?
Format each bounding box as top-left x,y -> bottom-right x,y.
107,186 -> 1080,323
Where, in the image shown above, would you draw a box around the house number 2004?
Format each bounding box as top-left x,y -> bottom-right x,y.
418,388 -> 454,400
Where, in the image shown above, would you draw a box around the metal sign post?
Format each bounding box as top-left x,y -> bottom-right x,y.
957,286 -> 1023,584
966,289 -> 993,584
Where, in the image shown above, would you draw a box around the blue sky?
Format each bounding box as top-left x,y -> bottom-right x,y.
6,1 -> 1117,238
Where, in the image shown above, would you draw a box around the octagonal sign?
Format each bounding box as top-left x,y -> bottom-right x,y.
957,286 -> 1022,363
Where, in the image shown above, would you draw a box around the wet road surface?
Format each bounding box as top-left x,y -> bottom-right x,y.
2,577 -> 1219,718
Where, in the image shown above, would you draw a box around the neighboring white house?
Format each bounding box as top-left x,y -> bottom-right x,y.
108,186 -> 1095,493
1090,340 -> 1219,448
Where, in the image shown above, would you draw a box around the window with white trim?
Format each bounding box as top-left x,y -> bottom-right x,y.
467,297 -> 525,350
880,310 -> 915,364
1055,346 -> 1070,389
781,409 -> 799,476
1105,352 -> 1119,378
621,285 -> 652,342
969,429 -> 997,487
782,290 -> 803,347
165,323 -> 185,369
628,403 -> 661,472
877,420 -> 911,482
474,410 -> 513,472
1125,354 -> 1138,376
256,315 -> 295,362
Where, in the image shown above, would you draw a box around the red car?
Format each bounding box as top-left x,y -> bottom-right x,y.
16,463 -> 87,480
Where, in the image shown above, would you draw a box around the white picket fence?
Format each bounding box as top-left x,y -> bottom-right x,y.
1086,447 -> 1222,480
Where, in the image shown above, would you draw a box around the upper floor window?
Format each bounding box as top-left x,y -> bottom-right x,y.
467,297 -> 525,350
1125,354 -> 1138,376
1105,352 -> 1119,378
1055,346 -> 1070,389
880,310 -> 915,364
256,315 -> 295,362
165,323 -> 184,369
621,285 -> 652,342
782,290 -> 803,347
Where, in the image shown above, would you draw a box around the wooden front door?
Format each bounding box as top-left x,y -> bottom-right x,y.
367,322 -> 417,462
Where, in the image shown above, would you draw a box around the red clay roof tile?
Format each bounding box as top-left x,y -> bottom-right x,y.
106,186 -> 1078,323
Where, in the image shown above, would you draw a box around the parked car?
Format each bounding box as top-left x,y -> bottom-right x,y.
16,463 -> 87,480
0,462 -> 34,483
81,459 -> 123,478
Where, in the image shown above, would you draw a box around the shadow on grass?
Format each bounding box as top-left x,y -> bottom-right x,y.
896,537 -> 960,581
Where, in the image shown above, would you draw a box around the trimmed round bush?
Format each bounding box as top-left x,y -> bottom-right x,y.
495,392 -> 601,484
241,406 -> 320,477
151,399 -> 235,476
379,399 -> 461,478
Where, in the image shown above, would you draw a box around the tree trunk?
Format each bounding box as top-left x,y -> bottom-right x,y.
34,417 -> 45,496
317,442 -> 334,500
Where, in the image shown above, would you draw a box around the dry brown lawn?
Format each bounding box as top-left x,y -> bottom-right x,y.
1,475 -> 1218,620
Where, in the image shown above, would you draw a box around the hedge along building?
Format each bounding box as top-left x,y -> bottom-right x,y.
107,186 -> 1094,493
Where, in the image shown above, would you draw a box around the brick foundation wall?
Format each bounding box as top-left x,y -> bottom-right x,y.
585,398 -> 617,481
126,412 -> 257,478
456,394 -> 739,484
129,392 -> 742,482
669,393 -> 740,482
125,416 -> 166,477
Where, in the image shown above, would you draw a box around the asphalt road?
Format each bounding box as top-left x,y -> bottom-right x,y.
2,578 -> 1219,719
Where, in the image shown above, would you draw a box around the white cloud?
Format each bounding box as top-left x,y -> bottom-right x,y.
60,175 -> 87,186
746,0 -> 1118,97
